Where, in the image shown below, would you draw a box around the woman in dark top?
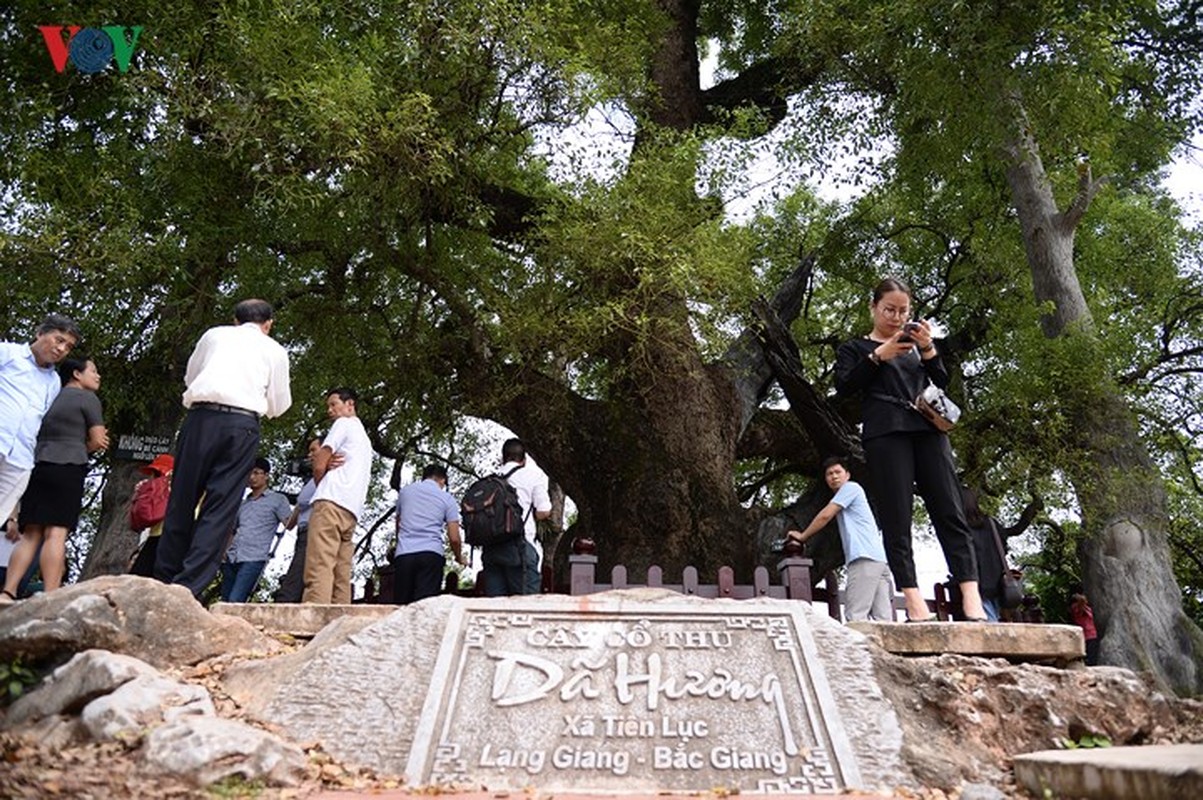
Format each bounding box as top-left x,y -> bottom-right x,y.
962,486 -> 1041,621
834,277 -> 985,621
1,357 -> 108,598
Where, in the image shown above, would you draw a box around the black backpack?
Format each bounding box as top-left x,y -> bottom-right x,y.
460,465 -> 529,547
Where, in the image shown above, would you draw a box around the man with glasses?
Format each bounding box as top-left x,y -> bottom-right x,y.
0,314 -> 81,533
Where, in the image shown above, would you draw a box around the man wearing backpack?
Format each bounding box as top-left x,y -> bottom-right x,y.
478,438 -> 551,597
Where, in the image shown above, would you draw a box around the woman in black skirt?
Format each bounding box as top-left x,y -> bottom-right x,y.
835,277 -> 986,622
2,357 -> 108,598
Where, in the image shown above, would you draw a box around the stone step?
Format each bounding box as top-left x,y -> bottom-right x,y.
845,620 -> 1084,665
211,602 -> 395,637
215,604 -> 1088,666
310,793 -> 892,800
1013,744 -> 1203,799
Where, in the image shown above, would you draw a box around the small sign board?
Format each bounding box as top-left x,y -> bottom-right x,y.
406,598 -> 860,793
112,433 -> 173,462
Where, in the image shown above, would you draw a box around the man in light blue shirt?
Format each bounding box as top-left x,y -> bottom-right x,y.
787,456 -> 895,622
219,457 -> 292,603
393,463 -> 465,604
0,314 -> 81,526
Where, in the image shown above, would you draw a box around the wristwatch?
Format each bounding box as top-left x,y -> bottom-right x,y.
868,350 -> 882,365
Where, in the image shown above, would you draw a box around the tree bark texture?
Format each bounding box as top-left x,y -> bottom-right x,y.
1004,111 -> 1202,694
81,261 -> 224,581
80,462 -> 148,582
488,315 -> 750,582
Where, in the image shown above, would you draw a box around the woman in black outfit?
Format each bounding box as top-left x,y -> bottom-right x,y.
834,277 -> 985,621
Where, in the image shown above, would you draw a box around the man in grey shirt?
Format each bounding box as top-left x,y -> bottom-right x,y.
219,457 -> 291,603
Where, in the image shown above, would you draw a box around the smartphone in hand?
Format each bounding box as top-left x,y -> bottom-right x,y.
898,321 -> 921,342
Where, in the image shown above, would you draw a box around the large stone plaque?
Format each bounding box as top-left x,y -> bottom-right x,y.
407,597 -> 860,793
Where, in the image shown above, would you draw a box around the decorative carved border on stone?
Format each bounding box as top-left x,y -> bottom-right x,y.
407,597 -> 860,794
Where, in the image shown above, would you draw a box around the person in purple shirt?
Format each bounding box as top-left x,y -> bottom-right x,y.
393,463 -> 465,604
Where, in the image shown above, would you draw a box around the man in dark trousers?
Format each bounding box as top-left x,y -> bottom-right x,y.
154,299 -> 292,599
393,463 -> 465,604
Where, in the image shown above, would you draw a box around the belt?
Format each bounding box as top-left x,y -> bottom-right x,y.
192,401 -> 259,419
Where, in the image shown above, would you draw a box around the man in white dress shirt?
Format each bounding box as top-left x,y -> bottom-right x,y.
154,299 -> 291,599
303,387 -> 372,604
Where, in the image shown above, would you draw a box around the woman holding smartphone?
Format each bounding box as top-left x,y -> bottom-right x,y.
834,277 -> 985,622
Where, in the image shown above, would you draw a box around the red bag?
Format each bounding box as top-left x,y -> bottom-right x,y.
129,475 -> 171,530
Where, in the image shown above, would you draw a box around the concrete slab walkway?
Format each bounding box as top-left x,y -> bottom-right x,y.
310,789 -> 895,793
1013,744 -> 1203,799
846,619 -> 1084,664
211,601 -> 394,637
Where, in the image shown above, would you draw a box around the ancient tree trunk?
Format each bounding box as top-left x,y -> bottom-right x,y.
81,462 -> 149,581
81,272 -> 224,580
466,1 -> 834,584
1003,107 -> 1203,694
496,316 -> 749,581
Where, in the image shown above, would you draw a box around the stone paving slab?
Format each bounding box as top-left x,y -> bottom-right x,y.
1013,744 -> 1203,799
846,620 -> 1084,663
211,602 -> 395,637
310,789 -> 895,793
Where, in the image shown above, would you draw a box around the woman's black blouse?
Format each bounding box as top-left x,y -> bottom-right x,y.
834,338 -> 951,441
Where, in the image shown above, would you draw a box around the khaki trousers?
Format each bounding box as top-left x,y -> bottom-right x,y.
302,500 -> 355,604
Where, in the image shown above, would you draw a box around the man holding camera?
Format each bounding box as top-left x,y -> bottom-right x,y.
274,438 -> 320,603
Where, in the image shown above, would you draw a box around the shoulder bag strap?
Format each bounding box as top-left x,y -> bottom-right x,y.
868,391 -> 918,412
989,518 -> 1010,569
499,464 -> 534,523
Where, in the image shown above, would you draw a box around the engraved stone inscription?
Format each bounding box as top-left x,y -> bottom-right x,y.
407,600 -> 859,793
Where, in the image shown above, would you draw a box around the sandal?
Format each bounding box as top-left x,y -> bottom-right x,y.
0,589 -> 16,605
905,614 -> 937,623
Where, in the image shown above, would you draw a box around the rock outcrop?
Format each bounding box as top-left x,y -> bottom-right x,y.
0,576 -> 282,669
1,576 -> 1200,798
1,646 -> 305,788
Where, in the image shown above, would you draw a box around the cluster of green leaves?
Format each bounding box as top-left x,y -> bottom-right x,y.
1060,733 -> 1112,749
206,775 -> 265,798
0,657 -> 39,704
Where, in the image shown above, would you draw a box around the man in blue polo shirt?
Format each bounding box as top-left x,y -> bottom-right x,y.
0,314 -> 81,530
787,456 -> 896,622
393,463 -> 465,604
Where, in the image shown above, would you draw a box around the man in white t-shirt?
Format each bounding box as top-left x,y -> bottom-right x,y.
303,387 -> 372,604
479,438 -> 551,596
